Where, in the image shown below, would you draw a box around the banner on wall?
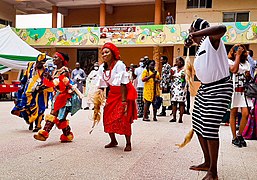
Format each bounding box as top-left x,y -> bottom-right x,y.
9,22 -> 257,47
100,26 -> 137,44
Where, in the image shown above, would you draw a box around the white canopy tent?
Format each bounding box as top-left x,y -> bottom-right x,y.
0,26 -> 51,73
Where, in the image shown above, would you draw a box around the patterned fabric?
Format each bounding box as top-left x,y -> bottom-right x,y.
160,63 -> 172,89
46,66 -> 80,120
243,76 -> 257,139
243,99 -> 257,139
11,62 -> 51,128
171,66 -> 187,102
192,78 -> 233,139
103,85 -> 137,136
142,69 -> 161,102
137,87 -> 144,115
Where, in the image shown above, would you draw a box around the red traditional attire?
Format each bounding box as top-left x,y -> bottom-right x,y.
98,60 -> 137,136
104,83 -> 137,136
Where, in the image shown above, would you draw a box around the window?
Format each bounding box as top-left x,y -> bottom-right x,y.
77,49 -> 98,75
187,0 -> 212,8
0,18 -> 12,27
223,12 -> 249,22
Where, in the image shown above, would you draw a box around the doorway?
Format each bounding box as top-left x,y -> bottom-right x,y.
77,49 -> 98,75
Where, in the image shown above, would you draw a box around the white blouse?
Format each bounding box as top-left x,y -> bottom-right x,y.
228,59 -> 252,108
194,36 -> 230,84
97,60 -> 130,88
228,59 -> 250,88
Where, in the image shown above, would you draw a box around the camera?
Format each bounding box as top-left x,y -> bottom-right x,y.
184,36 -> 193,48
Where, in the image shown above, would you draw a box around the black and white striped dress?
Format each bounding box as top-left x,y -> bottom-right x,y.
192,36 -> 233,139
192,78 -> 233,139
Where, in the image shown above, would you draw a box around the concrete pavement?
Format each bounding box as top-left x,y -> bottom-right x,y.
0,101 -> 256,180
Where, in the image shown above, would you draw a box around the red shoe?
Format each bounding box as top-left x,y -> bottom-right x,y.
60,132 -> 74,142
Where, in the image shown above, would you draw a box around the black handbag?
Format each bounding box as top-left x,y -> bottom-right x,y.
244,74 -> 257,99
153,96 -> 163,109
152,71 -> 162,109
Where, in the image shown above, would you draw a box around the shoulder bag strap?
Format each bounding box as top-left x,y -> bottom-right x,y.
153,71 -> 157,100
244,92 -> 250,115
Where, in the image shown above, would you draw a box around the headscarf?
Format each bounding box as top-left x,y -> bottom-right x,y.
101,42 -> 120,60
55,52 -> 69,66
37,53 -> 47,63
191,18 -> 210,31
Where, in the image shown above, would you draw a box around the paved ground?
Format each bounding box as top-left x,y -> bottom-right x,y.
0,100 -> 256,180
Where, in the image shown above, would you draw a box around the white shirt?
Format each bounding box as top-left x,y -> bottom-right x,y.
194,36 -> 230,84
97,60 -> 130,88
87,69 -> 99,85
228,59 -> 252,108
134,66 -> 145,88
228,59 -> 250,88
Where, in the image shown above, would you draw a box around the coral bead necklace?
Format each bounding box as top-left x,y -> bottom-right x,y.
103,60 -> 117,81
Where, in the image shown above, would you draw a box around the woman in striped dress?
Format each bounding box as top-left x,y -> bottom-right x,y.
185,18 -> 233,180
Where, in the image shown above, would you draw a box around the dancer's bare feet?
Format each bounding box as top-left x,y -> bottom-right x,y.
104,141 -> 118,148
189,163 -> 210,171
202,171 -> 218,180
124,143 -> 132,152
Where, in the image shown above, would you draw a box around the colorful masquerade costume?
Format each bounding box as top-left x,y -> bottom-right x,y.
97,60 -> 137,136
11,55 -> 51,131
34,53 -> 81,142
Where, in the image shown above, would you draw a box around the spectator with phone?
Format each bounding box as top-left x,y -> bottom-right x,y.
228,44 -> 252,148
142,60 -> 161,121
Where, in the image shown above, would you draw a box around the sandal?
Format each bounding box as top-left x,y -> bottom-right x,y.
105,142 -> 118,148
189,165 -> 209,171
169,119 -> 176,122
124,143 -> 132,152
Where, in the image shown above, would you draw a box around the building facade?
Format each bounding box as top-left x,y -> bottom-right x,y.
0,0 -> 257,83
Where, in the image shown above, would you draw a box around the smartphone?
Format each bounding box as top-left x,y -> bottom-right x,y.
234,46 -> 239,51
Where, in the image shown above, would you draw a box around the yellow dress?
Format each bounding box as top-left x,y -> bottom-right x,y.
142,69 -> 161,102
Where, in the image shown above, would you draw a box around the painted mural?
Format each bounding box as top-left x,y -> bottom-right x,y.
14,22 -> 257,47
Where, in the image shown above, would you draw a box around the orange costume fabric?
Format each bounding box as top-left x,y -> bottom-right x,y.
103,82 -> 137,136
